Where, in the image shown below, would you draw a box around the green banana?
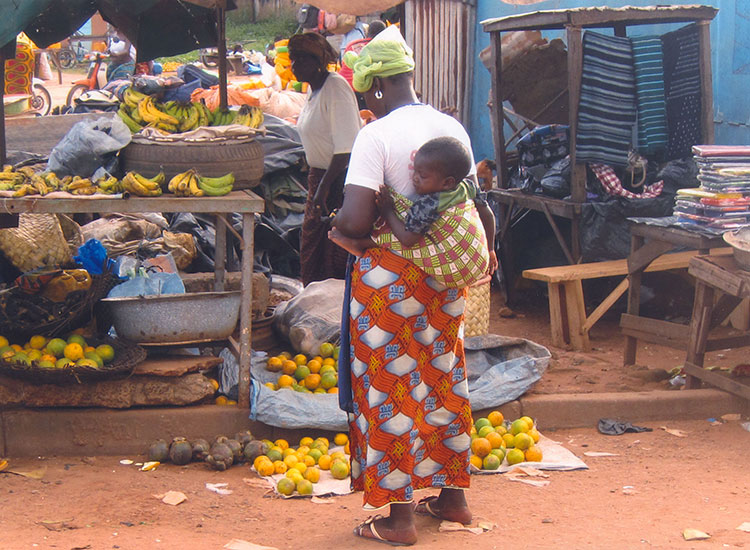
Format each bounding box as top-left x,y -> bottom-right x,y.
118,106 -> 143,133
197,173 -> 234,196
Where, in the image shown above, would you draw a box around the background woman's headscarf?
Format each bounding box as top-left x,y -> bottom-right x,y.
288,33 -> 339,67
343,25 -> 415,93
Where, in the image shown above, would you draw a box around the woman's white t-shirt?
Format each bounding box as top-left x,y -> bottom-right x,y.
344,104 -> 476,200
296,72 -> 361,170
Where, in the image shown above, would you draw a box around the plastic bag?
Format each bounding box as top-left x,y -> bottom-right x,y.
48,115 -> 131,178
74,239 -> 115,275
272,279 -> 344,356
106,268 -> 185,297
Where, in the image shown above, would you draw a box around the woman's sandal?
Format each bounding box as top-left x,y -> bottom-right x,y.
353,515 -> 414,547
414,496 -> 472,525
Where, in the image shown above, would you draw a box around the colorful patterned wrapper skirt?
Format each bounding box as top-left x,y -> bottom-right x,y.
347,247 -> 472,509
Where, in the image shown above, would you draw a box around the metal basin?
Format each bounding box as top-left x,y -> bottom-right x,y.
101,291 -> 241,344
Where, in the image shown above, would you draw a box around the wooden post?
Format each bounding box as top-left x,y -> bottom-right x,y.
0,48 -> 6,166
214,213 -> 227,292
238,212 -> 255,409
697,20 -> 714,144
623,234 -> 645,366
216,5 -> 228,111
490,31 -> 506,187
566,25 -> 585,204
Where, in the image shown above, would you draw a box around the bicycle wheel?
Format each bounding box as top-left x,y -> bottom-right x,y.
31,84 -> 52,116
57,49 -> 76,69
66,84 -> 90,108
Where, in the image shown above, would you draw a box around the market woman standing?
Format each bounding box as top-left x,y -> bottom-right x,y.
288,33 -> 361,285
331,27 -> 478,546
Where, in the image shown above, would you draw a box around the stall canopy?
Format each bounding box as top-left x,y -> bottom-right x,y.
1,0 -> 236,60
291,0 -> 401,17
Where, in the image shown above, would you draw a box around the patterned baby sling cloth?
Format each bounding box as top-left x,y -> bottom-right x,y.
373,191 -> 490,288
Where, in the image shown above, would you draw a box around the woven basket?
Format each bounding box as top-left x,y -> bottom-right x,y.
0,336 -> 146,384
0,214 -> 82,272
0,271 -> 121,341
464,275 -> 491,338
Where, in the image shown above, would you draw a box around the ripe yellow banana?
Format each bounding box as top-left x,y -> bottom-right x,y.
188,173 -> 204,196
67,177 -> 94,191
123,87 -> 148,109
168,170 -> 193,194
132,172 -> 164,191
122,172 -> 162,196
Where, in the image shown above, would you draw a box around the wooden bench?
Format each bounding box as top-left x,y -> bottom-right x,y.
522,248 -> 733,351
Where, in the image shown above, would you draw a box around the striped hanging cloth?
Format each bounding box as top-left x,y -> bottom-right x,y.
576,31 -> 637,168
631,36 -> 668,157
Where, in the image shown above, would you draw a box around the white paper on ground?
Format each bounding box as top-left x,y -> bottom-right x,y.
472,434 -> 589,475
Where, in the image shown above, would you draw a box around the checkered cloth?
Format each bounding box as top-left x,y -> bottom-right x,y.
590,163 -> 664,199
374,191 -> 489,288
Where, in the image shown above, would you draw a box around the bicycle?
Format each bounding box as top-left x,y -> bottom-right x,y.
57,32 -> 89,68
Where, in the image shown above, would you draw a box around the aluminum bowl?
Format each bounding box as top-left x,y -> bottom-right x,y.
723,228 -> 750,271
101,291 -> 241,344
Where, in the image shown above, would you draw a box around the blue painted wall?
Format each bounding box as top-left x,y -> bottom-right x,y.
468,0 -> 750,163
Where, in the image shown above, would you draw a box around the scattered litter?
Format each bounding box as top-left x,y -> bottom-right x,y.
223,539 -> 279,550
140,461 -> 160,471
683,528 -> 710,541
708,418 -> 723,426
622,486 -> 639,496
541,518 -> 554,524
583,451 -> 619,457
438,518 -> 495,535
119,459 -> 134,465
38,519 -> 76,531
5,466 -> 46,479
736,522 -> 750,533
154,491 -> 187,506
506,477 -> 550,488
504,467 -> 551,488
741,422 -> 750,432
311,496 -> 335,504
242,478 -> 269,490
81,456 -> 96,465
206,482 -> 233,495
598,419 -> 652,435
660,426 -> 688,438
669,374 -> 686,388
627,440 -> 641,448
721,414 -> 741,422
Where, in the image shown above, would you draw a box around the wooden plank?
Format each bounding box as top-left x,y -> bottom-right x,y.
490,31 -> 506,188
582,277 -> 629,332
548,282 -> 565,348
629,222 -> 725,250
683,362 -> 750,400
133,356 -> 222,377
705,335 -> 750,352
620,314 -> 689,347
710,294 -> 744,329
689,256 -> 750,298
487,189 -> 577,218
567,25 -> 585,204
686,283 -> 713,368
627,239 -> 675,274
541,201 -> 575,264
523,248 -> 731,283
563,280 -> 589,350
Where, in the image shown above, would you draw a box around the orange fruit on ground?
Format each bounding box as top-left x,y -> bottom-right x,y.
277,374 -> 295,388
486,431 -> 504,449
293,353 -> 307,366
282,360 -> 298,375
276,477 -> 296,495
322,357 -> 336,367
285,469 -> 304,483
29,335 -> 47,350
344,442 -> 350,454
520,416 -> 535,430
506,448 -> 525,465
470,437 -> 492,458
273,460 -> 288,474
490,448 -> 506,462
474,417 -> 492,431
257,460 -> 275,476
494,425 -> 508,436
510,419 -> 529,435
226,400 -> 237,405
487,410 -> 504,426
63,342 -> 84,361
264,382 -> 276,391
297,445 -> 310,454
208,378 -> 220,391
299,436 -> 314,447
502,433 -> 515,448
84,346 -> 96,354
26,350 -> 42,361
266,356 -> 283,372
294,365 -> 310,382
302,455 -> 316,467
283,454 -> 299,468
327,387 -> 338,394
469,455 -> 483,469
330,450 -> 346,462
274,439 -> 289,450
478,425 -> 494,438
318,455 -> 332,470
40,354 -> 57,364
482,454 -> 501,470
292,462 -> 307,474
296,478 -> 313,495
330,459 -> 350,480
319,364 -> 336,376
282,448 -> 296,458
10,344 -> 22,352
334,433 -> 349,446
320,371 -> 337,390
266,448 -> 283,462
525,446 -> 543,462
304,466 -> 320,483
513,433 -> 532,451
307,359 -> 322,374
528,427 -> 541,443
215,396 -> 228,405
315,437 -> 330,447
0,336 -> 8,348
319,342 -> 335,358
304,373 -> 321,390
307,448 -> 323,463
279,351 -> 292,360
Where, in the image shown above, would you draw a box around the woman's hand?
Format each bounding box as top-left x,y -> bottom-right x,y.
487,250 -> 498,276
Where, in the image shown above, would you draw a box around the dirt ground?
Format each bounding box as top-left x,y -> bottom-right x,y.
7,70 -> 745,550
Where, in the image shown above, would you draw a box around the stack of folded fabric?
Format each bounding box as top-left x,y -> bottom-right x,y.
673,145 -> 750,229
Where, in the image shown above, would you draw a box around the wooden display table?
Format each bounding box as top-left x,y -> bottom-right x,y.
621,220 -> 727,366
1,190 -> 265,408
684,255 -> 750,400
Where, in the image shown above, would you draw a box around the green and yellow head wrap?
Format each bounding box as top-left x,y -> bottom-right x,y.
343,27 -> 415,93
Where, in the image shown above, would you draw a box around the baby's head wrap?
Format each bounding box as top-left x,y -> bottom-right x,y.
343,25 -> 415,93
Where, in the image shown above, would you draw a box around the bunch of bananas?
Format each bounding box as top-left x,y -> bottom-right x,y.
117,87 -> 265,135
197,173 -> 235,196
1,166 -> 64,197
122,171 -> 164,197
96,175 -> 124,194
168,169 -> 203,197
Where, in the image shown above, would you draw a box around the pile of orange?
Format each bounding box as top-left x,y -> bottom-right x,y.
253,432 -> 352,496
469,411 -> 543,470
263,343 -> 340,395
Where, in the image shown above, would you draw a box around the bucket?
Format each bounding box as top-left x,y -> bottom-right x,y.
464,275 -> 491,337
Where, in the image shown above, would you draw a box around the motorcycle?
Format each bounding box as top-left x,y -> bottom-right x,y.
65,52 -> 109,107
29,77 -> 52,116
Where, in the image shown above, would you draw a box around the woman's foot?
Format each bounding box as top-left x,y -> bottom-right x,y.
353,503 -> 417,546
414,489 -> 473,525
